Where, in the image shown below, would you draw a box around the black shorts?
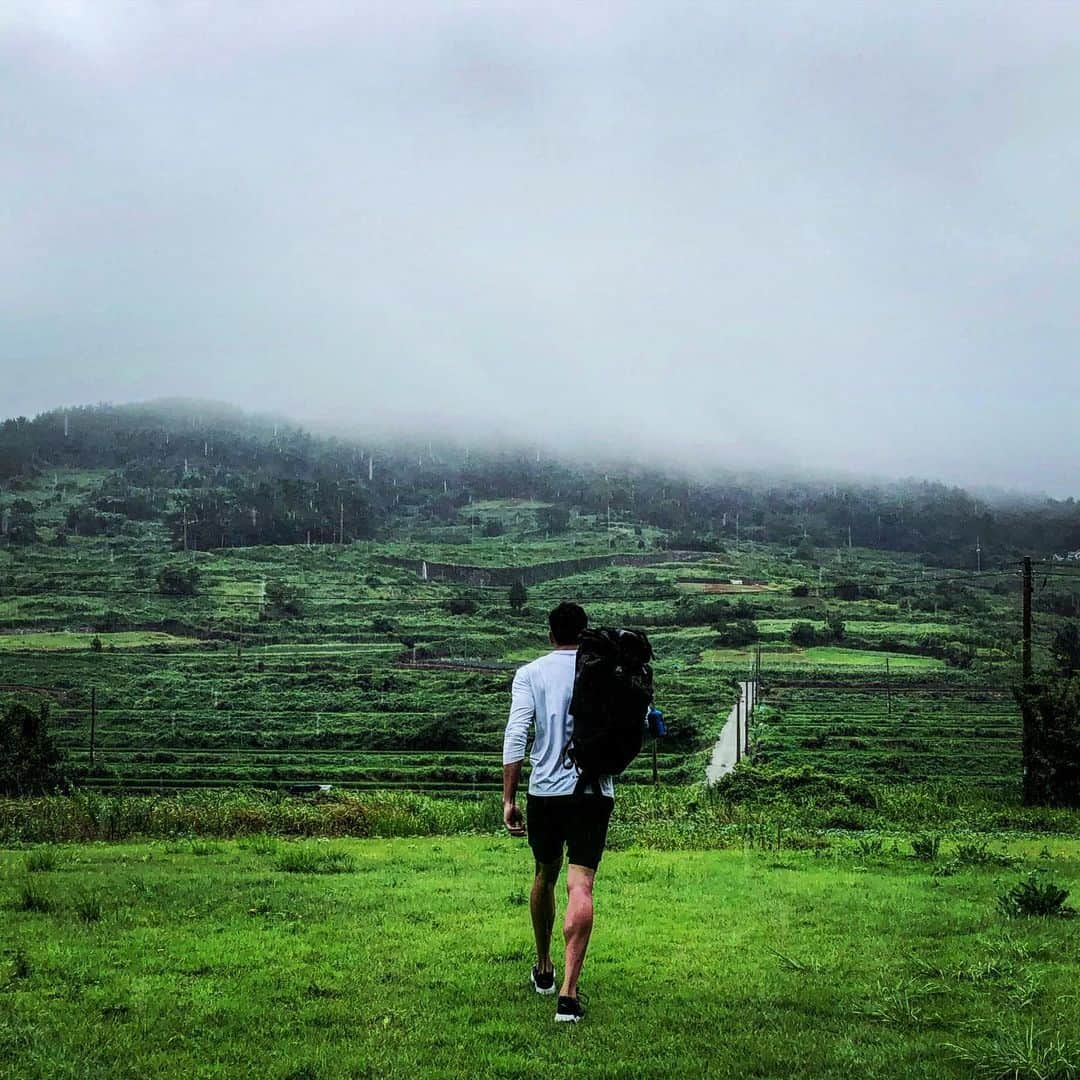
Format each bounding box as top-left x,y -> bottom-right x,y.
526,793 -> 615,872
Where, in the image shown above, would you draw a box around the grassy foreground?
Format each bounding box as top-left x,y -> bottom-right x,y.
2,836 -> 1079,1079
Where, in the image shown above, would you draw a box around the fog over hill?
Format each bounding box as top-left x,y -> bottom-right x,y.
5,4 -> 1080,493
4,398 -> 1080,569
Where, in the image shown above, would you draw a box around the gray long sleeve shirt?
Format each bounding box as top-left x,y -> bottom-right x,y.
502,647 -> 615,797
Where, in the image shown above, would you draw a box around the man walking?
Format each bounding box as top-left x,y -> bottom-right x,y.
502,601 -> 614,1024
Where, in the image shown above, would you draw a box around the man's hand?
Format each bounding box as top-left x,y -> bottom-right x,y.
502,761 -> 524,835
503,799 -> 526,837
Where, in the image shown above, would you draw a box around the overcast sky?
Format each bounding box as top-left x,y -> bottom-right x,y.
3,2 -> 1079,494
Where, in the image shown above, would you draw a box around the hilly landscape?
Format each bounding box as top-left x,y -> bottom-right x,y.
2,400 -> 1080,1078
1,398 -> 1073,798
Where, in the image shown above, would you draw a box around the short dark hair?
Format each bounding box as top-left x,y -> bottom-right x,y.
549,602 -> 587,645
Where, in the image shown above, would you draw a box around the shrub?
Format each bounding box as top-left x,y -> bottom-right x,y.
75,892 -> 103,923
911,834 -> 941,861
0,703 -> 67,796
274,845 -> 357,874
790,622 -> 817,647
508,580 -> 527,611
791,584 -> 810,598
712,620 -> 759,647
953,837 -> 1015,867
1020,674 -> 1080,807
156,564 -> 199,597
445,598 -> 478,616
10,948 -> 31,980
265,578 -> 304,617
17,878 -> 54,913
712,764 -> 876,810
24,846 -> 57,873
853,836 -> 884,858
997,873 -> 1075,918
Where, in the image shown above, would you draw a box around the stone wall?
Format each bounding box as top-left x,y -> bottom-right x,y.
374,549 -> 710,587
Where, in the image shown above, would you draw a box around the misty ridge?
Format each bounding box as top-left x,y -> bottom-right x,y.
5,4 -> 1080,495
3,398 -> 1079,569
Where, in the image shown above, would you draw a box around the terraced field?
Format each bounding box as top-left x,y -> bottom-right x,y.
1,469 -> 1031,794
3,630 -> 725,793
750,682 -> 1021,787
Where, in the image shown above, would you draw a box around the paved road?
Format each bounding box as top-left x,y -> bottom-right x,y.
706,680 -> 756,785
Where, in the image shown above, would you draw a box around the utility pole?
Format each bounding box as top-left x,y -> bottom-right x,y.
1021,556 -> 1035,803
89,688 -> 96,768
1022,556 -> 1033,684
735,689 -> 743,764
976,536 -> 982,572
339,501 -> 345,546
885,657 -> 892,716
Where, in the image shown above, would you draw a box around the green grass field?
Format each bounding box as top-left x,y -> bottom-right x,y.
702,645 -> 946,672
0,630 -> 201,652
1,834 -> 1078,1079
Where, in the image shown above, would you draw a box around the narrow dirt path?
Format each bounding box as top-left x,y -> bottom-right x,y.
706,680 -> 755,784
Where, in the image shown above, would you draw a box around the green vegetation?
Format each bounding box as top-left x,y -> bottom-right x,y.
1,835 -> 1079,1078
5,400 -> 1080,1078
750,686 -> 1020,786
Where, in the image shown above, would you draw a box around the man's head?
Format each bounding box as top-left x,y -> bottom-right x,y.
548,601 -> 588,646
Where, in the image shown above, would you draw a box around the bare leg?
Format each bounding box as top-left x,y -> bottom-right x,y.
560,863 -> 595,998
531,858 -> 561,971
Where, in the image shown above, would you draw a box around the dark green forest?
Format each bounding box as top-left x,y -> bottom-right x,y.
2,399 -> 1079,564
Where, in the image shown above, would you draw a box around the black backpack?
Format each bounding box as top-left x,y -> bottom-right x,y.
565,628 -> 654,796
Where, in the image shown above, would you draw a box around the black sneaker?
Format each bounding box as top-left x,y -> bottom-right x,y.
531,965 -> 556,995
555,995 -> 585,1023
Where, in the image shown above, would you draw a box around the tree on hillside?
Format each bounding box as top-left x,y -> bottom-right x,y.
537,506 -> 570,534
1021,675 -> 1080,806
445,598 -> 478,616
265,578 -> 304,618
0,702 -> 67,795
156,564 -> 199,596
509,580 -> 527,611
1052,623 -> 1080,676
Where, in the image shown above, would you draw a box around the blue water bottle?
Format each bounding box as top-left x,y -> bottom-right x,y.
648,706 -> 666,737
